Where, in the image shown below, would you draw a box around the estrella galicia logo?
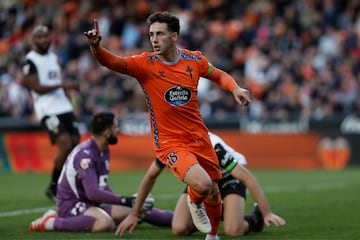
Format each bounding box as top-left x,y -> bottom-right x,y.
164,85 -> 192,106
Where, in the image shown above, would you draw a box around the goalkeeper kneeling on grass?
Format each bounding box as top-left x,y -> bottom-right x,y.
28,112 -> 173,232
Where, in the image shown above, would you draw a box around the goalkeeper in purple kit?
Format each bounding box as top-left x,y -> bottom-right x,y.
28,112 -> 172,232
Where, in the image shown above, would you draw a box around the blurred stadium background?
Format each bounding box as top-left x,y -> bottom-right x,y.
0,1 -> 360,239
0,0 -> 359,172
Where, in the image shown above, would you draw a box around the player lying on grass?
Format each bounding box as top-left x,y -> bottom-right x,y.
28,112 -> 173,232
116,131 -> 286,237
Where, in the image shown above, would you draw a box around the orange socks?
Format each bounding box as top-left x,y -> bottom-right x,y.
204,197 -> 222,236
187,186 -> 207,204
187,186 -> 222,236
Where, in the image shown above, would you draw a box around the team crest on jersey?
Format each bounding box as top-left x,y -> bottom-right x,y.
80,158 -> 91,169
164,85 -> 192,106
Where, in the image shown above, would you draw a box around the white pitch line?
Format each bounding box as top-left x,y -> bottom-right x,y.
0,181 -> 352,218
264,181 -> 350,193
0,206 -> 54,218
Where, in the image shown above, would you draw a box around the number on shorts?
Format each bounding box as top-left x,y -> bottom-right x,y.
70,202 -> 86,216
166,151 -> 178,166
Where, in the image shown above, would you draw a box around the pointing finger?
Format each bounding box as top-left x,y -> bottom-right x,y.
94,19 -> 99,33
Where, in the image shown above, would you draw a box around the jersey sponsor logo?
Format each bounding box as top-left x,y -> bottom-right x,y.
48,70 -> 59,79
80,158 -> 90,169
164,85 -> 192,106
179,53 -> 201,60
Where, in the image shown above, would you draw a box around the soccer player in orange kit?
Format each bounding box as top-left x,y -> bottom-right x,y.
84,11 -> 251,240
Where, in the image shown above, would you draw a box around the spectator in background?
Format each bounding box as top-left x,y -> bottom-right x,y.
1,0 -> 360,124
22,25 -> 80,201
0,74 -> 13,116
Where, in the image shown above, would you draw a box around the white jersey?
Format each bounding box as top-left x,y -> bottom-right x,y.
24,50 -> 74,121
208,132 -> 247,165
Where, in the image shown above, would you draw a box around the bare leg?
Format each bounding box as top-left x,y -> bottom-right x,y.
172,193 -> 194,235
222,194 -> 248,236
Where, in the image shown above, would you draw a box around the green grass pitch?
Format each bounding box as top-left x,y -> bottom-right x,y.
0,167 -> 359,239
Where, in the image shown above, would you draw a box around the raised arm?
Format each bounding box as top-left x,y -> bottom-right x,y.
84,19 -> 127,73
83,19 -> 102,52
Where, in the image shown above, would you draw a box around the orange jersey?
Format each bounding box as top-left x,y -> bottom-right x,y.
93,47 -> 238,150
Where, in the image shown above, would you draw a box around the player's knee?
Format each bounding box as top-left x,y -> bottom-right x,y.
172,227 -> 186,236
207,186 -> 221,202
223,223 -> 247,236
91,217 -> 115,232
172,224 -> 191,236
191,179 -> 212,195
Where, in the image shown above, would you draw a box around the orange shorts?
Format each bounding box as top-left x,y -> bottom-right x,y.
156,134 -> 221,181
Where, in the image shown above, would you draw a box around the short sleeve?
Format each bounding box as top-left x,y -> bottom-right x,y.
22,59 -> 37,77
214,143 -> 238,173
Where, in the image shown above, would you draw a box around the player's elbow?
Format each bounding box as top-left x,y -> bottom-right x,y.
189,179 -> 213,196
86,192 -> 100,202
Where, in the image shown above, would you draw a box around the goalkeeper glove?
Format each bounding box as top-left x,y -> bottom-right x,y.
120,193 -> 154,213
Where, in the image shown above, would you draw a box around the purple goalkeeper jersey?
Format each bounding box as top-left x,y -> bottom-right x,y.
56,138 -> 122,217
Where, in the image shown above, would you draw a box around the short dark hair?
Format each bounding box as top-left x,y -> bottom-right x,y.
147,11 -> 180,34
90,112 -> 115,135
32,25 -> 49,37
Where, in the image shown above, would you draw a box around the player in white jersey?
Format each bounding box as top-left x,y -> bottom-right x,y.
22,25 -> 80,202
170,132 -> 286,236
